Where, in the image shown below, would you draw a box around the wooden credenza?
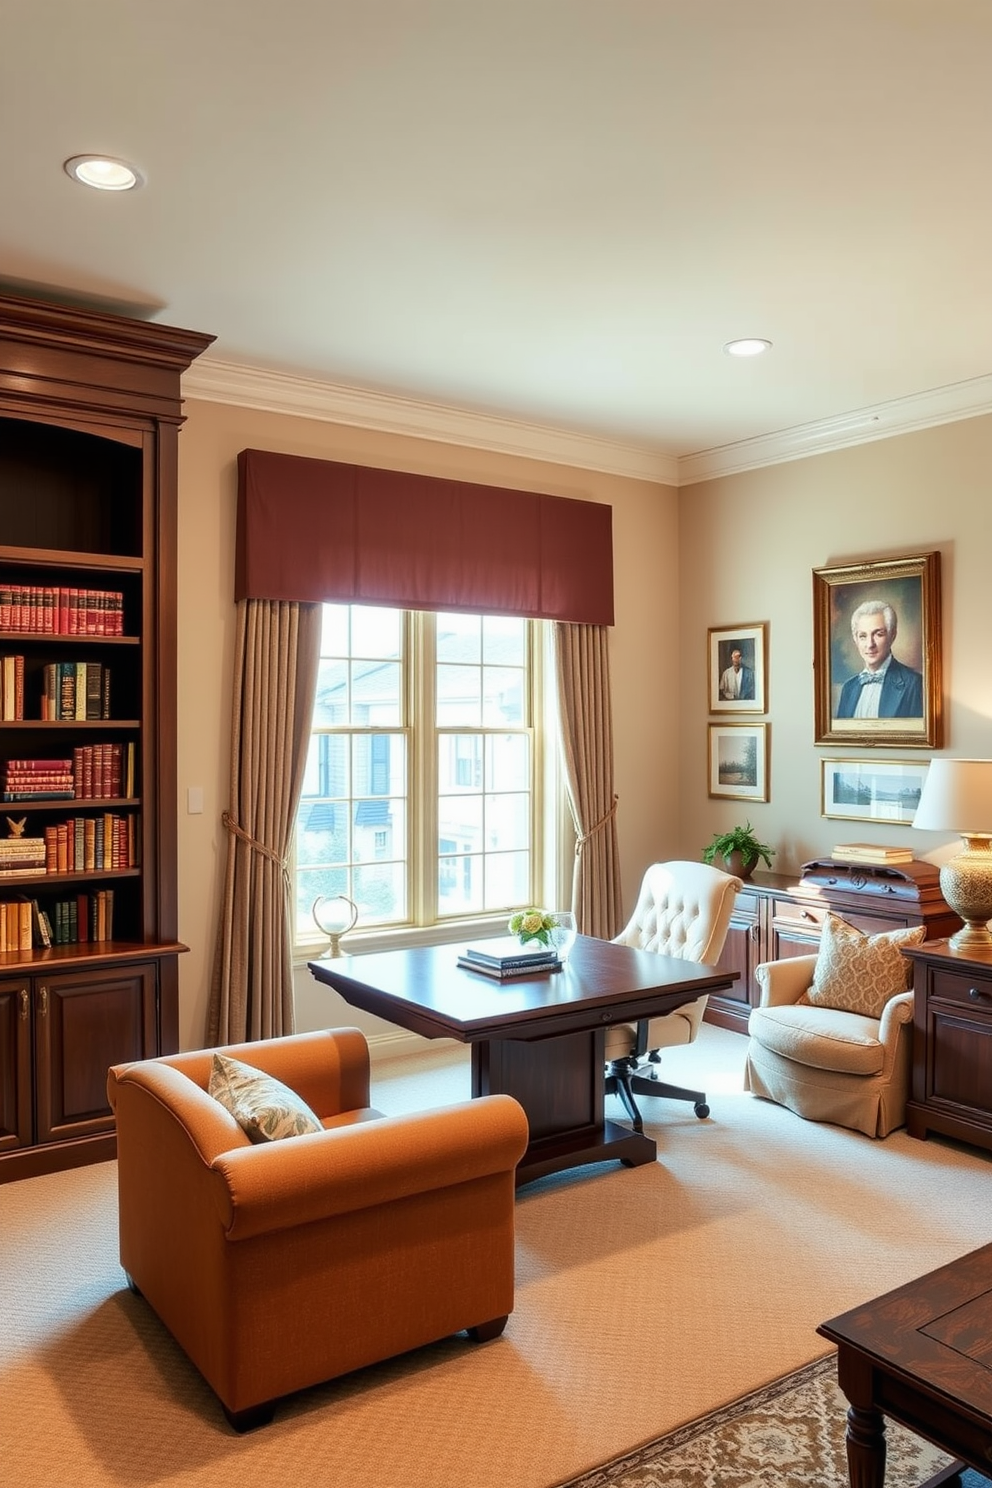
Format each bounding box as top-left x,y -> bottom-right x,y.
904,940 -> 992,1156
705,859 -> 960,1035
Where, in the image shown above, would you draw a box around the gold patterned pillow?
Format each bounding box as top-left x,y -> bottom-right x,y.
208,1053 -> 323,1142
805,913 -> 925,1018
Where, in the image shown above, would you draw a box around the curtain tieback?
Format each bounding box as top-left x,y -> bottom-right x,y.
222,811 -> 288,880
575,795 -> 618,857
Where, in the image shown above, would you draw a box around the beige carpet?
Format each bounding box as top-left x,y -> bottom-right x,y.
2,1024 -> 991,1488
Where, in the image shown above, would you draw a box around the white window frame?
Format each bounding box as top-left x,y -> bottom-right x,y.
294,608 -> 567,958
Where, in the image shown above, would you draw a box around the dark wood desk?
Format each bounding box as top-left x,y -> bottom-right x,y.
308,935 -> 737,1186
818,1243 -> 992,1487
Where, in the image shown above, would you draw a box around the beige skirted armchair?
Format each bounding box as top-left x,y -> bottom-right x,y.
108,1028 -> 529,1431
744,913 -> 924,1137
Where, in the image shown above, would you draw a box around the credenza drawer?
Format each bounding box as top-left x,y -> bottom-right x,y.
928,968 -> 992,1012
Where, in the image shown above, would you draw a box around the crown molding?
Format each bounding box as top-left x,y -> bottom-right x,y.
183,357 -> 992,489
677,372 -> 992,485
182,357 -> 681,486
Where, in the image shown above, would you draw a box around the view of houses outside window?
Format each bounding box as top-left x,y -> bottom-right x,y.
295,603 -> 537,938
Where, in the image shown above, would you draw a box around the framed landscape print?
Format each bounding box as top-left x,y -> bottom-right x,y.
812,551 -> 942,748
708,722 -> 769,802
708,622 -> 767,713
821,757 -> 929,824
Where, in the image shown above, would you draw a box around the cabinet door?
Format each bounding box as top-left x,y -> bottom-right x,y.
708,891 -> 762,1032
0,980 -> 32,1151
33,963 -> 158,1144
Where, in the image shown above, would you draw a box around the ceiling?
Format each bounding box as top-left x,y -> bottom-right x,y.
4,1 -> 992,481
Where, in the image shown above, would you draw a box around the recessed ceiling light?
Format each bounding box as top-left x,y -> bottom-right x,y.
724,338 -> 772,357
64,155 -> 144,191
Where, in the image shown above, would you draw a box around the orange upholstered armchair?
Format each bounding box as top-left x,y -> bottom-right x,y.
108,1028 -> 528,1431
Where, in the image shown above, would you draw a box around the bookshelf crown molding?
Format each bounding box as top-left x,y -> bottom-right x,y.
183,358 -> 992,489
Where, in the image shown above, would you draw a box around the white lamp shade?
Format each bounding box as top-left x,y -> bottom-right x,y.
912,759 -> 992,833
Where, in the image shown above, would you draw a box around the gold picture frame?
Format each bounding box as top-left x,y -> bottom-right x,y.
813,551 -> 942,748
707,622 -> 767,714
707,722 -> 769,802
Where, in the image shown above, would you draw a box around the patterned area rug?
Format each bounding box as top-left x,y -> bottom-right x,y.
558,1355 -> 983,1488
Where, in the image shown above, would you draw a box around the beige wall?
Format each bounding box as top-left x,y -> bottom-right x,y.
175,399 -> 681,1052
677,414 -> 992,876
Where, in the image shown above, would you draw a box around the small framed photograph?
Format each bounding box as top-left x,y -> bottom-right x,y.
708,722 -> 769,802
813,551 -> 942,747
821,757 -> 930,824
708,623 -> 767,713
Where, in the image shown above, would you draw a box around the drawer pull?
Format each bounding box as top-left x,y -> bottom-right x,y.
801,910 -> 814,920
968,986 -> 992,1002
38,986 -> 48,1017
19,987 -> 28,1021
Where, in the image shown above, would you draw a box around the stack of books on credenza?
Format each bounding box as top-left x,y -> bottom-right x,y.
830,843 -> 914,867
457,937 -> 562,979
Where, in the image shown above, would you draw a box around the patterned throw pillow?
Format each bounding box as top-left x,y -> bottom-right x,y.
208,1052 -> 324,1142
805,913 -> 925,1019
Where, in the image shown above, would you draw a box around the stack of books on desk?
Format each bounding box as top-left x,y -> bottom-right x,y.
457,937 -> 562,979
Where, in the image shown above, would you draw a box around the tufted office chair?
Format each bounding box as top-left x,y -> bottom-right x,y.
604,860 -> 742,1130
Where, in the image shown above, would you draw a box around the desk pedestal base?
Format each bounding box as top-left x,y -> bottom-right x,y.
471,1027 -> 656,1185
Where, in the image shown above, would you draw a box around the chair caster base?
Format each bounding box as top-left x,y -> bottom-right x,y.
694,1102 -> 710,1119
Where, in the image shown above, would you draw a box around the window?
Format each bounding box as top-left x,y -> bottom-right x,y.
295,605 -> 543,940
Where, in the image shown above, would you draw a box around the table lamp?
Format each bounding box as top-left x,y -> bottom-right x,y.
312,894 -> 358,957
912,758 -> 992,950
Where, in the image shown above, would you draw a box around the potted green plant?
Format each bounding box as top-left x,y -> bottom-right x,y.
702,821 -> 775,880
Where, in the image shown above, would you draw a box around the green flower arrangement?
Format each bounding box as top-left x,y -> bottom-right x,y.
508,907 -> 555,947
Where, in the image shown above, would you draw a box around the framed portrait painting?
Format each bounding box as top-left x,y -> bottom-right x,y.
708,622 -> 767,713
821,757 -> 929,824
708,722 -> 769,802
812,551 -> 942,747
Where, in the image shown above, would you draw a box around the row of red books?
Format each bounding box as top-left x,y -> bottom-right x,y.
1,757 -> 74,800
43,814 -> 138,874
1,743 -> 135,801
0,585 -> 125,636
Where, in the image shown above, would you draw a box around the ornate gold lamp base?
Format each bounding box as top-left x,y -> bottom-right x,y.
940,835 -> 992,951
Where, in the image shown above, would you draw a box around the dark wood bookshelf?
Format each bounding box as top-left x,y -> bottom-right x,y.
0,292 -> 213,1182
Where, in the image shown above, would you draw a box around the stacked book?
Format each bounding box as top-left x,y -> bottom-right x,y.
2,758 -> 75,801
832,843 -> 914,867
0,835 -> 46,877
457,936 -> 562,980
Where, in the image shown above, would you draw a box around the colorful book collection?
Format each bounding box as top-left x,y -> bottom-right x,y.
43,814 -> 138,874
40,661 -> 111,721
0,584 -> 125,636
0,890 -> 116,950
0,653 -> 24,720
0,743 -> 136,802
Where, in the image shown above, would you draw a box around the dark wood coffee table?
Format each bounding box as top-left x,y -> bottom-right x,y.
309,934 -> 737,1186
818,1242 -> 992,1487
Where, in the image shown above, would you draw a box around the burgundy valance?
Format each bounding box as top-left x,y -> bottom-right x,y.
235,448 -> 614,625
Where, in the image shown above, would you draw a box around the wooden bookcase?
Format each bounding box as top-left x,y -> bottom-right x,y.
0,293 -> 213,1181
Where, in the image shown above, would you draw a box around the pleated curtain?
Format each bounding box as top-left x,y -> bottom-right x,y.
553,622 -> 623,939
207,599 -> 322,1045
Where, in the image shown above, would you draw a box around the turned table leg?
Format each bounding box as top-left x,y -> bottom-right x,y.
845,1403 -> 887,1488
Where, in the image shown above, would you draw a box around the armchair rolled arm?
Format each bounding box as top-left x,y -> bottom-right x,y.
878,988 -> 915,1046
754,954 -> 818,1007
210,1094 -> 530,1241
109,1060 -> 251,1167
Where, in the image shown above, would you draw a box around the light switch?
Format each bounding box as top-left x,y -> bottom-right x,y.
187,786 -> 204,815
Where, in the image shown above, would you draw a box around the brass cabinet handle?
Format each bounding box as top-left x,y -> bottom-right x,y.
38,985 -> 48,1016
19,987 -> 29,1020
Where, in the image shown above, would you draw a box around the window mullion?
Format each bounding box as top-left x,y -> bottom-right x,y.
410,611 -> 437,926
